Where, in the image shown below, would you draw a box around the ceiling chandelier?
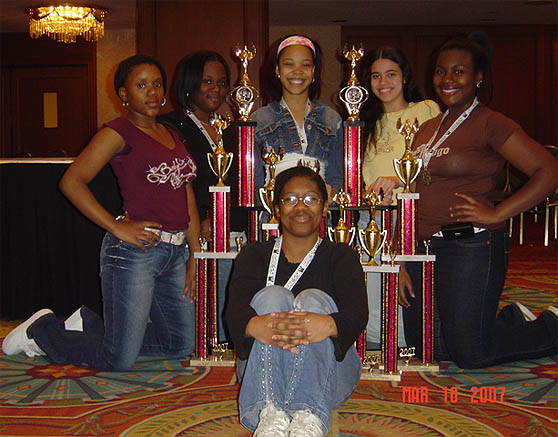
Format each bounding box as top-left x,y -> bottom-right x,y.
27,5 -> 108,43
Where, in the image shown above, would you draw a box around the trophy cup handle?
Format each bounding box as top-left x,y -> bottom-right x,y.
258,187 -> 272,215
327,227 -> 334,243
358,229 -> 372,259
408,158 -> 423,185
375,230 -> 388,258
207,154 -> 216,178
348,227 -> 356,246
393,158 -> 404,183
224,152 -> 234,176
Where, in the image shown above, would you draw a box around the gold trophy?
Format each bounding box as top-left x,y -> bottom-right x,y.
399,347 -> 416,366
258,146 -> 284,223
358,190 -> 387,265
339,44 -> 369,121
297,158 -> 320,174
235,236 -> 244,252
393,118 -> 422,193
229,43 -> 260,121
327,190 -> 356,245
207,113 -> 233,186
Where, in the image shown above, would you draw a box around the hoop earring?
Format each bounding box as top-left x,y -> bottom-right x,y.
311,77 -> 315,83
276,74 -> 281,79
476,80 -> 483,89
122,101 -> 128,107
161,97 -> 167,107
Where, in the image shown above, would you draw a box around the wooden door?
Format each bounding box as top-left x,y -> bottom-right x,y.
10,65 -> 91,157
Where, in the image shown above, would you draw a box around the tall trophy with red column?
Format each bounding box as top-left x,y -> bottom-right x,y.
393,118 -> 421,255
192,113 -> 237,365
381,118 -> 438,371
230,43 -> 259,209
339,44 -> 368,211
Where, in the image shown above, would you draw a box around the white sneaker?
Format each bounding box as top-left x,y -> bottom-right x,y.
64,307 -> 84,332
254,403 -> 290,437
514,302 -> 536,322
2,309 -> 53,357
288,409 -> 324,437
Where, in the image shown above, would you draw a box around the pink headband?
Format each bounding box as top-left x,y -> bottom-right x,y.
277,35 -> 316,56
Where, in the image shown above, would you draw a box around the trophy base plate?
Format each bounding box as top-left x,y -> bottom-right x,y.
395,358 -> 439,372
360,368 -> 401,381
190,350 -> 236,367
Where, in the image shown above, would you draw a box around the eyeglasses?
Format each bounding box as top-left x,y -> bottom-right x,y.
280,194 -> 323,208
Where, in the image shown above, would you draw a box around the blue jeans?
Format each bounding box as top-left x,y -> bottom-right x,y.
237,286 -> 362,434
29,232 -> 195,370
403,228 -> 557,368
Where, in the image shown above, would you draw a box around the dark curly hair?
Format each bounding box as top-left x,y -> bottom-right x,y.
357,46 -> 422,155
113,54 -> 167,99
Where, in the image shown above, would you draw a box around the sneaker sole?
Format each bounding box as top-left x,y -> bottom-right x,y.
514,302 -> 536,322
2,309 -> 53,355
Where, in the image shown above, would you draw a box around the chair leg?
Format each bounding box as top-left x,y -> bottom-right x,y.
508,216 -> 513,238
554,205 -> 557,240
519,212 -> 524,245
545,202 -> 549,246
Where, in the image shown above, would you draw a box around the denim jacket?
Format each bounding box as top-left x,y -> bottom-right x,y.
253,100 -> 344,189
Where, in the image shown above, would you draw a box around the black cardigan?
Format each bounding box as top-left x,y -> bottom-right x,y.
159,109 -> 246,231
225,238 -> 368,361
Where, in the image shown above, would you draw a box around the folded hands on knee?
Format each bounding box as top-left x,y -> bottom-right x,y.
246,311 -> 337,353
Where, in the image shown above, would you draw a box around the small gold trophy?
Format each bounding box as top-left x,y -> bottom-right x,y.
327,190 -> 356,245
399,347 -> 416,366
229,43 -> 260,121
297,158 -> 320,174
258,146 -> 285,223
393,118 -> 422,193
363,352 -> 381,373
339,44 -> 369,121
358,190 -> 387,265
207,113 -> 233,186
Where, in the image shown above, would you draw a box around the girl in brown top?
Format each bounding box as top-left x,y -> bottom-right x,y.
381,33 -> 557,368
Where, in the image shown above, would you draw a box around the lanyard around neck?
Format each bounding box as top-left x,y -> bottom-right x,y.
420,97 -> 479,167
266,236 -> 322,290
186,109 -> 218,152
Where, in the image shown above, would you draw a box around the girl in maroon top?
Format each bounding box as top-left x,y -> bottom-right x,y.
3,55 -> 201,371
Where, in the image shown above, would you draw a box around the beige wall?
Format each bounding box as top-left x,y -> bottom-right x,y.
96,29 -> 136,127
270,25 -> 344,112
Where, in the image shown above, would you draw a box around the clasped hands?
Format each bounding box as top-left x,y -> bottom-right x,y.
249,311 -> 336,354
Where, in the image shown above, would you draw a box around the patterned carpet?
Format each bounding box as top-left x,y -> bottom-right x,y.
0,220 -> 556,436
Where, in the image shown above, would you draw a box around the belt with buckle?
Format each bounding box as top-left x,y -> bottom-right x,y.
432,227 -> 486,238
144,227 -> 186,245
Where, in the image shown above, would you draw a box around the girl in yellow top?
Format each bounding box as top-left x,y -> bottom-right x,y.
357,46 -> 440,347
360,46 -> 440,204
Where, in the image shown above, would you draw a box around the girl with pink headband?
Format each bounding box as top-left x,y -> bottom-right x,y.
253,34 -> 344,202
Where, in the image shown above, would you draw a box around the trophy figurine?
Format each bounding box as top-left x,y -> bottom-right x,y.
393,118 -> 422,193
358,190 -> 387,265
229,43 -> 260,121
327,190 -> 356,245
207,113 -> 233,186
297,158 -> 320,175
339,44 -> 369,121
258,146 -> 285,223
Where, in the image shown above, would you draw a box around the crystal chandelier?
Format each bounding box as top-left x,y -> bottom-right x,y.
27,5 -> 108,43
